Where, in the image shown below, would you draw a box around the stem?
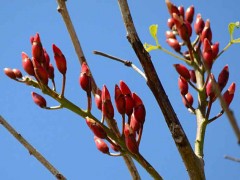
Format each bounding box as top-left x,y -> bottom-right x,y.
60,74 -> 66,97
56,1 -> 140,177
0,116 -> 66,180
45,105 -> 63,110
160,46 -> 190,63
133,153 -> 163,180
122,114 -> 125,136
93,50 -> 147,80
195,109 -> 208,159
208,110 -> 224,124
188,80 -> 200,92
216,42 -> 232,59
118,0 -> 205,179
87,92 -> 92,112
193,51 -> 207,174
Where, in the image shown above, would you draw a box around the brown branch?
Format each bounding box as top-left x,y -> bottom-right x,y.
117,0 -> 205,179
55,0 -> 140,179
0,115 -> 66,180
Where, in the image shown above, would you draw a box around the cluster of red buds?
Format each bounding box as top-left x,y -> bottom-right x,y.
165,0 -> 236,120
165,0 -> 219,70
4,33 -> 67,108
79,64 -> 146,155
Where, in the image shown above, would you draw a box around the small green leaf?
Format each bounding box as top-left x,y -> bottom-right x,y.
232,38 -> 240,43
149,24 -> 158,39
144,43 -> 159,52
228,21 -> 240,41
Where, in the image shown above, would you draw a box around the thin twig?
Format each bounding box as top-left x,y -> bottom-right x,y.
55,0 -> 140,178
224,155 -> 240,163
208,110 -> 224,124
56,0 -> 98,94
0,115 -> 66,180
93,50 -> 147,80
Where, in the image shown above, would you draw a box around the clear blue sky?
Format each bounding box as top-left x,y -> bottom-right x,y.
1,1 -> 240,179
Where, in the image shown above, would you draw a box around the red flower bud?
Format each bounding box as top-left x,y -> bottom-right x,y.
165,31 -> 176,39
30,36 -> 34,45
206,74 -> 216,101
94,136 -> 109,154
102,85 -> 114,119
185,5 -> 194,24
166,38 -> 181,52
32,58 -> 48,85
110,142 -> 120,152
182,92 -> 193,108
173,13 -> 190,41
211,42 -> 219,59
130,113 -> 141,132
22,52 -> 35,76
132,93 -> 146,125
4,68 -> 16,79
32,33 -> 44,62
124,124 -> 139,154
200,19 -> 212,42
31,92 -> 47,108
194,14 -> 205,35
120,81 -> 134,116
174,64 -> 190,80
223,83 -> 236,107
202,38 -> 213,70
43,49 -> 50,70
95,89 -> 102,110
218,65 -> 229,92
115,84 -> 126,114
12,68 -> 23,79
52,44 -> 67,75
47,63 -> 55,80
79,62 -> 92,93
166,0 -> 180,17
86,117 -> 107,139
178,76 -> 188,95
167,18 -> 175,29
178,6 -> 185,18
189,70 -> 196,83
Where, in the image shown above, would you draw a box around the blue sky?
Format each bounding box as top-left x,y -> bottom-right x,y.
1,0 -> 240,179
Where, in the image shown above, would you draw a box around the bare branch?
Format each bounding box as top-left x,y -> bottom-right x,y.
0,115 -> 66,180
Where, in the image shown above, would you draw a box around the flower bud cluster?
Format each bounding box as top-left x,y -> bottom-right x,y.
4,33 -> 69,108
88,80 -> 146,155
165,1 -> 236,120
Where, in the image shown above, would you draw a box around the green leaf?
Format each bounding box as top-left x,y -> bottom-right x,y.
228,21 -> 240,41
143,43 -> 159,52
232,38 -> 240,43
149,24 -> 158,39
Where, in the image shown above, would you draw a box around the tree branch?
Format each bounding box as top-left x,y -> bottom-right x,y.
117,0 -> 205,179
0,115 -> 66,180
55,1 -> 140,179
93,50 -> 147,80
